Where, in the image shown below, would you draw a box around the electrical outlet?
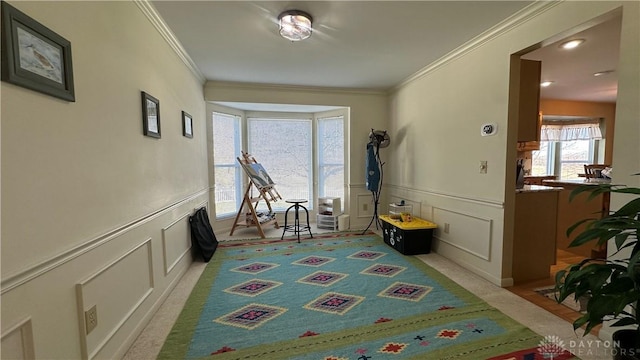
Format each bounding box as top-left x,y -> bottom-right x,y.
85,305 -> 98,335
479,161 -> 488,174
363,203 -> 368,212
444,223 -> 450,234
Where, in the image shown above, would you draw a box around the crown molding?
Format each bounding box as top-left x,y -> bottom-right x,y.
206,80 -> 388,96
134,0 -> 206,84
393,0 -> 562,92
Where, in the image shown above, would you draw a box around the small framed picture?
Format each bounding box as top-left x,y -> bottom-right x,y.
141,91 -> 160,138
182,111 -> 193,138
1,2 -> 75,101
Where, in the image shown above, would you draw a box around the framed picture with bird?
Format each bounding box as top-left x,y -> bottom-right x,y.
1,1 -> 75,101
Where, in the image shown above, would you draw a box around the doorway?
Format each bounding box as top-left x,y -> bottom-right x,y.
508,12 -> 622,332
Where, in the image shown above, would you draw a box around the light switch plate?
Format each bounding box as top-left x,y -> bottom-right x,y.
480,161 -> 488,174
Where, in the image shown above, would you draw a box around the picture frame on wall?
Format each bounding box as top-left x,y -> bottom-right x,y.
1,1 -> 75,101
182,111 -> 193,138
141,91 -> 161,138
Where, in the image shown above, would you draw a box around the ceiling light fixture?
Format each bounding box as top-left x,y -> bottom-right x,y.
541,81 -> 554,87
559,39 -> 585,50
278,10 -> 313,42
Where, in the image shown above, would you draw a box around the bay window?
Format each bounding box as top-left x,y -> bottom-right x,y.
211,110 -> 346,218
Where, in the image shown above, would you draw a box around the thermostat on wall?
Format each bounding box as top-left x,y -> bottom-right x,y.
481,123 -> 498,136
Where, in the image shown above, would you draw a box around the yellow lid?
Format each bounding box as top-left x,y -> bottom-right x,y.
379,215 -> 437,230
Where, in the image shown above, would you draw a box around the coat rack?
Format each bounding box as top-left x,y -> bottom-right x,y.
229,151 -> 281,238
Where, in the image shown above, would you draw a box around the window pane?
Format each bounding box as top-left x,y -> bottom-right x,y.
248,118 -> 312,211
318,116 -> 344,205
213,114 -> 239,165
214,166 -> 238,216
559,140 -> 590,180
531,141 -> 549,175
213,113 -> 241,218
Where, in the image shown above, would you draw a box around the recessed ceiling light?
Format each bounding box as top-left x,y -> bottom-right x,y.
540,81 -> 554,87
560,39 -> 585,50
593,70 -> 615,76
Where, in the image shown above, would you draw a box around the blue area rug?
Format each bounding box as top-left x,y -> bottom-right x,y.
159,232 -> 577,359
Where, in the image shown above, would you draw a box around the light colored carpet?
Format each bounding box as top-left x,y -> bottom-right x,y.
123,225 -> 604,360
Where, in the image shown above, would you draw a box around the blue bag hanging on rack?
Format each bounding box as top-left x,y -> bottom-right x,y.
365,142 -> 380,191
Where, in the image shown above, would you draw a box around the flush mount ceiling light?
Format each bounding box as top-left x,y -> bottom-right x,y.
541,81 -> 554,87
278,10 -> 313,41
559,39 -> 585,50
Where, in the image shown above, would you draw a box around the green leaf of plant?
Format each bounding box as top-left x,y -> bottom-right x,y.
613,198 -> 640,217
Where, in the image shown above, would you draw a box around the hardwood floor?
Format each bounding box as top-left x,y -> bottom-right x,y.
506,249 -> 602,336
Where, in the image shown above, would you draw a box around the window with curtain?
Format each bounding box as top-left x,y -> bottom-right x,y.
212,112 -> 242,218
531,118 -> 603,179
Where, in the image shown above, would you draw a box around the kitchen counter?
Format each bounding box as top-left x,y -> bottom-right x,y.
542,178 -> 610,258
524,175 -> 557,185
543,178 -> 611,186
516,185 -> 563,193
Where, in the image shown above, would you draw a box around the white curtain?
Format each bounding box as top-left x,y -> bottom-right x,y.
540,122 -> 602,141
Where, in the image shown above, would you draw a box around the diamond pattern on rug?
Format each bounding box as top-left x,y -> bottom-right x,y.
293,255 -> 336,267
304,292 -> 365,315
378,342 -> 409,354
378,281 -> 433,302
224,279 -> 283,297
346,250 -> 387,261
230,262 -> 279,274
214,303 -> 288,330
360,263 -> 406,277
297,271 -> 348,287
436,329 -> 462,339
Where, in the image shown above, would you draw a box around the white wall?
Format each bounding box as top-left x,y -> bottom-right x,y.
204,82 -> 389,230
387,1 -> 639,287
1,1 -> 207,359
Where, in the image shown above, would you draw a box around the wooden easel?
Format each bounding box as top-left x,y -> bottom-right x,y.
229,151 -> 281,238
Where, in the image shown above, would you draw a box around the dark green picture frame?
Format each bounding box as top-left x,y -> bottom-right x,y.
142,91 -> 161,138
182,111 -> 193,138
1,2 -> 75,101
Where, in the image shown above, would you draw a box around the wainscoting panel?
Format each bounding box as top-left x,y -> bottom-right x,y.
432,207 -> 492,261
76,240 -> 154,360
356,192 -> 374,219
0,317 -> 35,360
162,212 -> 192,275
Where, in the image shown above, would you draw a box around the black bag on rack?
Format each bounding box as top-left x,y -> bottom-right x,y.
189,207 -> 218,262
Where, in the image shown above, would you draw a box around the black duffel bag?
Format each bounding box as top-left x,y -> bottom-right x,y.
189,207 -> 218,262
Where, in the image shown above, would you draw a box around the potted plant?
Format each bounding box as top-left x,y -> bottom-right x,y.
555,180 -> 640,359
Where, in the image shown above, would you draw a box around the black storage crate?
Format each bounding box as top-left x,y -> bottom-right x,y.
381,218 -> 434,255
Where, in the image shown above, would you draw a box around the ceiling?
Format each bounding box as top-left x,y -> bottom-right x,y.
522,14 -> 621,103
151,1 -> 620,109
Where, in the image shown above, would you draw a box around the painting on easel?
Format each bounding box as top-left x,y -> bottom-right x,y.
241,162 -> 275,189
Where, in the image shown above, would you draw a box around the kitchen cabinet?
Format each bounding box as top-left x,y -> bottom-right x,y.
517,140 -> 540,151
511,58 -> 542,143
513,187 -> 560,284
